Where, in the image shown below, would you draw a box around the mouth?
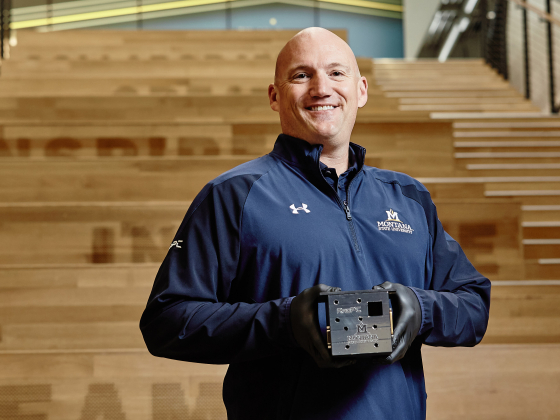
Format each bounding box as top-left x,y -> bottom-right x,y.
306,105 -> 338,111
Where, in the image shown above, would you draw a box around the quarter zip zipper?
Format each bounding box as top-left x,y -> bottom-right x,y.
343,200 -> 352,221
320,163 -> 363,252
343,183 -> 360,252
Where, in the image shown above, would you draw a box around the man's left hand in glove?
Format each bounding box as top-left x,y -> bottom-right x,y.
373,281 -> 422,364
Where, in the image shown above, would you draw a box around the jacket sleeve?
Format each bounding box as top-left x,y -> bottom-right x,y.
401,183 -> 491,347
139,174 -> 295,365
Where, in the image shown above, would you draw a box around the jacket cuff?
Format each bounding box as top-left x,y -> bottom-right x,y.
281,296 -> 299,347
407,286 -> 428,337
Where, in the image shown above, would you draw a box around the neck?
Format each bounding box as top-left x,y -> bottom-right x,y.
319,142 -> 349,175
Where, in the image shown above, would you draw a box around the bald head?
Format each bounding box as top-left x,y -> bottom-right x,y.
274,27 -> 360,84
268,27 -> 368,148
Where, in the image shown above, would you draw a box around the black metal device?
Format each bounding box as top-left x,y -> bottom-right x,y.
320,289 -> 394,358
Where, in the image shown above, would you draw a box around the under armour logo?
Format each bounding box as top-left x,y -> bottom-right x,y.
290,203 -> 311,214
169,240 -> 183,249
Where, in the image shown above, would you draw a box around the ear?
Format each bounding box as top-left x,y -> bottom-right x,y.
268,84 -> 280,112
357,76 -> 368,108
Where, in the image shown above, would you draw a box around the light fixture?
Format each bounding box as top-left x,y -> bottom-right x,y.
438,17 -> 470,62
428,11 -> 443,35
464,0 -> 479,14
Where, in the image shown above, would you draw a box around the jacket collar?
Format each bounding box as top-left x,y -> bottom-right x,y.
270,134 -> 366,173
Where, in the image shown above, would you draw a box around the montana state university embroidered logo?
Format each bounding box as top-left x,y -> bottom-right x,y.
377,209 -> 414,234
385,209 -> 402,222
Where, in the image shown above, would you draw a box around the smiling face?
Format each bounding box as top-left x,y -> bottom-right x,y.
268,28 -> 368,148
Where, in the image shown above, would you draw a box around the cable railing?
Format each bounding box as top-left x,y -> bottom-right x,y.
484,0 -> 508,80
506,0 -> 560,113
418,0 -> 560,114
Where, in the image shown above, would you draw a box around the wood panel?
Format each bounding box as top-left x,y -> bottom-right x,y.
1,271 -> 558,349
0,77 -> 279,97
452,116 -> 560,268
0,122 -> 240,157
0,352 -> 228,420
0,78 -> 384,97
0,345 -> 558,420
2,28 -> 560,419
0,121 -> 456,175
423,344 -> 560,420
0,264 -> 158,289
0,96 -> 411,122
0,205 -> 186,264
526,260 -> 560,278
13,29 -> 346,44
373,60 -> 539,114
0,200 -> 519,280
435,200 -> 524,280
484,285 -> 560,343
1,60 -> 279,78
0,158 -> 247,202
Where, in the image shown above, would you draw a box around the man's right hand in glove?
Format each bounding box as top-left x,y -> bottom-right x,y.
373,281 -> 422,364
290,284 -> 356,369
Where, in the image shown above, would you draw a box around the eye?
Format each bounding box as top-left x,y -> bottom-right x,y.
294,73 -> 308,80
331,71 -> 343,77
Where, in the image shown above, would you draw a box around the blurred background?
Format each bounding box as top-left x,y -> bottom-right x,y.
0,0 -> 559,418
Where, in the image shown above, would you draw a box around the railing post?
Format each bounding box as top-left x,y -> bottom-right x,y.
136,0 -> 143,30
225,1 -> 232,30
499,0 -> 508,79
545,0 -> 558,113
523,6 -> 531,99
46,0 -> 52,30
1,0 -> 5,60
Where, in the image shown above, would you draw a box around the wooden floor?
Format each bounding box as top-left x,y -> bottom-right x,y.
0,30 -> 559,419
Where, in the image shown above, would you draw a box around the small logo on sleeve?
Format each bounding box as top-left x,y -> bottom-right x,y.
377,209 -> 414,234
290,203 -> 311,214
169,240 -> 183,249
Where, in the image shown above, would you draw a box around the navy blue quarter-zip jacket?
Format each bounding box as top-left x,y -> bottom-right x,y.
140,134 -> 491,420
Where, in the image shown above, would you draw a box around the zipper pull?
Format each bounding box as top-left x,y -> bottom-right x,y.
343,200 -> 352,221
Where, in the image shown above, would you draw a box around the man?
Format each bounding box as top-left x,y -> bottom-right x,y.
140,28 -> 490,419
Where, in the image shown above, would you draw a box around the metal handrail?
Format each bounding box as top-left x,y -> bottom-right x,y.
507,0 -> 559,113
508,0 -> 560,27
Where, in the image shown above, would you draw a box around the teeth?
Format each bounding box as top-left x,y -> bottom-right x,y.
310,106 -> 335,111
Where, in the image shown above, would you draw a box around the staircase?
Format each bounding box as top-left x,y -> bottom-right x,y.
0,30 -> 559,420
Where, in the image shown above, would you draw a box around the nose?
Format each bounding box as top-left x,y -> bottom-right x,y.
309,72 -> 333,98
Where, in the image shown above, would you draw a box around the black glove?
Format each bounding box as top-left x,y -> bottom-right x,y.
373,281 -> 421,364
290,284 -> 356,369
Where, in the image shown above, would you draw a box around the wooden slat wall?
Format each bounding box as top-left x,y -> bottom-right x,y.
0,29 -> 559,420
